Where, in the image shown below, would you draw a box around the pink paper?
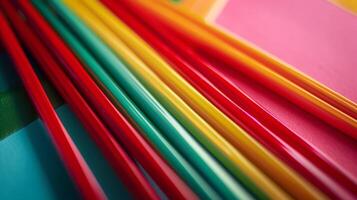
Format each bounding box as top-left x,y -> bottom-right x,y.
215,0 -> 357,180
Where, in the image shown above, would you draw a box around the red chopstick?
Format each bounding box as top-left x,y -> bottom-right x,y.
1,2 -> 159,199
17,1 -> 197,199
0,9 -> 107,200
108,0 -> 357,199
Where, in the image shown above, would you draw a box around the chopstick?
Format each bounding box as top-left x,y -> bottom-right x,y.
18,1 -> 196,199
50,0 -> 249,199
1,2 -> 158,199
32,1 -> 219,199
155,0 -> 357,119
110,1 -> 357,198
0,8 -> 107,200
127,0 -> 357,139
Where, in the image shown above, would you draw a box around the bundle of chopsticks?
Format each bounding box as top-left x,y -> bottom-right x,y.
1,0 -> 356,199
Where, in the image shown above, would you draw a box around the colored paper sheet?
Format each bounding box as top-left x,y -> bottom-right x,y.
0,105 -> 132,200
0,53 -> 64,140
214,0 -> 357,180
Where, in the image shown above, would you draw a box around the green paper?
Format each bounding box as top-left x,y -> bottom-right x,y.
0,105 -> 133,200
0,53 -> 64,140
0,53 -> 21,92
0,82 -> 64,140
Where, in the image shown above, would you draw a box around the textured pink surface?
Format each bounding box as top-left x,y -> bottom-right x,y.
215,0 -> 357,180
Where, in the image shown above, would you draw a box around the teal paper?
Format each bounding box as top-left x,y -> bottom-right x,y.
0,105 -> 132,200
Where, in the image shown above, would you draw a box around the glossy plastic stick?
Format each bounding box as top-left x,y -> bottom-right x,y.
20,1 -> 196,199
112,1 -> 357,198
51,1 -> 249,199
99,0 -> 326,199
155,0 -> 357,119
34,2 -> 220,199
0,9 -> 106,200
127,0 -> 357,139
1,2 -> 159,199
